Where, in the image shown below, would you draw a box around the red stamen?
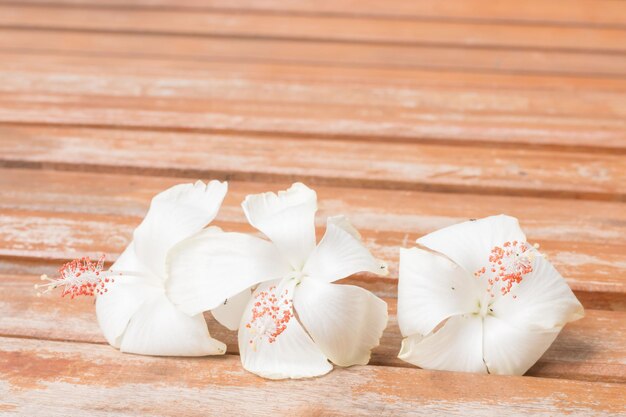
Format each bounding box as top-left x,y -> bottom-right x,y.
246,285 -> 293,347
474,241 -> 534,298
36,255 -> 111,298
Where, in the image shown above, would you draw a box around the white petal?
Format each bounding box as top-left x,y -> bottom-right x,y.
398,315 -> 487,374
133,180 -> 228,280
398,247 -> 481,336
303,215 -> 388,283
294,278 -> 388,367
119,293 -> 226,356
95,243 -> 161,347
110,241 -> 152,275
483,315 -> 560,375
211,289 -> 251,331
242,183 -> 317,270
239,279 -> 332,379
492,253 -> 584,330
166,229 -> 291,316
95,281 -> 161,348
418,215 -> 526,276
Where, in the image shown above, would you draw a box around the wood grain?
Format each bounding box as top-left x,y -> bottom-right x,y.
2,53 -> 626,122
1,0 -> 624,412
3,168 -> 625,245
0,168 -> 624,298
2,94 -> 625,152
1,127 -> 625,200
1,272 -> 624,383
2,336 -> 624,416
2,54 -> 626,151
3,29 -> 626,77
3,210 -> 625,298
1,5 -> 625,52
4,52 -> 626,93
2,0 -> 625,27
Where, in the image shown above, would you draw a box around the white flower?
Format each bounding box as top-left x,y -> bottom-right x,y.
397,215 -> 585,375
38,180 -> 235,356
167,183 -> 389,379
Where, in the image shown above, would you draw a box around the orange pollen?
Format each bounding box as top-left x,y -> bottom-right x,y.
474,241 -> 534,298
246,285 -> 293,346
35,255 -> 115,299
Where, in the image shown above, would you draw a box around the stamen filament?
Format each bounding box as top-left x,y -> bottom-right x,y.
34,255 -> 145,299
474,241 -> 535,298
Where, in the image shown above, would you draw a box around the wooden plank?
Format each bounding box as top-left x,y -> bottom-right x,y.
2,168 -> 625,245
1,337 -> 624,417
1,5 -> 625,52
2,209 -> 625,298
2,0 -> 625,28
2,54 -> 626,151
1,273 -> 624,383
6,257 -> 612,314
2,29 -> 626,77
2,256 -> 624,312
0,168 -> 624,297
0,0 -> 622,411
27,254 -> 623,311
3,53 -> 626,122
4,52 -> 626,93
3,93 -> 625,152
2,93 -> 625,152
1,126 -> 624,201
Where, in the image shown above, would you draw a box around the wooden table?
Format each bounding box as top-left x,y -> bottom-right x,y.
0,1 -> 625,415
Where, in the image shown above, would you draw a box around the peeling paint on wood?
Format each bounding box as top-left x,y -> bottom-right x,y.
1,336 -> 625,416
0,273 -> 624,383
0,1 -> 624,413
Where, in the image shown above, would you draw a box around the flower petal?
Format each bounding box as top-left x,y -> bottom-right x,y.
242,183 -> 317,270
96,281 -> 161,348
166,229 -> 291,316
119,293 -> 226,356
492,253 -> 584,331
133,180 -> 228,280
303,215 -> 388,283
239,279 -> 332,379
398,247 -> 481,336
294,278 -> 387,367
211,289 -> 252,331
95,243 -> 162,347
483,315 -> 560,375
398,315 -> 487,374
418,215 -> 526,276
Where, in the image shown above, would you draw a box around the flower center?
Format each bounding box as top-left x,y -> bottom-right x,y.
475,299 -> 494,317
35,255 -> 119,299
245,285 -> 294,349
292,270 -> 306,284
473,240 -> 535,298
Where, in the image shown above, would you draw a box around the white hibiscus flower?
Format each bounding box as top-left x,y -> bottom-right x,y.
38,180 -> 235,356
397,215 -> 584,375
167,183 -> 389,379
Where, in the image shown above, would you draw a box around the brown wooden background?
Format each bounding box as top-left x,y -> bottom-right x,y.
0,1 -> 625,415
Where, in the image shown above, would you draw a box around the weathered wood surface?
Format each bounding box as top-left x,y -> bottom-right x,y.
4,54 -> 626,122
2,0 -> 625,27
1,55 -> 625,150
1,127 -> 625,200
0,70 -> 625,133
1,272 -> 623,383
0,167 -> 625,298
2,337 -> 624,417
1,0 -> 625,415
7,28 -> 626,77
2,4 -> 625,52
